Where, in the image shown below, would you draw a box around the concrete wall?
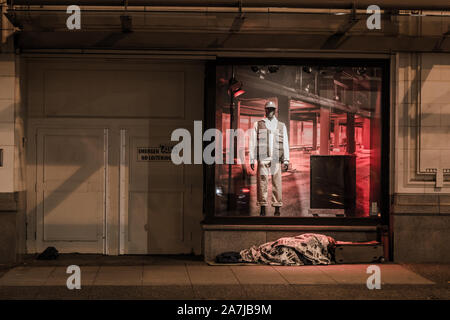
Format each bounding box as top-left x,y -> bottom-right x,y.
393,52 -> 450,262
394,215 -> 450,262
0,53 -> 15,193
0,19 -> 27,264
203,226 -> 378,261
0,50 -> 17,265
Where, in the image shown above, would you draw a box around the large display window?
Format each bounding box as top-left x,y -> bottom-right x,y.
204,59 -> 389,223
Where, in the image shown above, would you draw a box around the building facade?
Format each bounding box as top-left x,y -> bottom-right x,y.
0,1 -> 449,264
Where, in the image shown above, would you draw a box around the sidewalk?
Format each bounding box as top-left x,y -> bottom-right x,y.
0,255 -> 448,300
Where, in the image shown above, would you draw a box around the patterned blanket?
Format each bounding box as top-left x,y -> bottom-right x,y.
240,233 -> 336,266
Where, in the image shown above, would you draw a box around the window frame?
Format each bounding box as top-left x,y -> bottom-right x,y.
203,57 -> 390,227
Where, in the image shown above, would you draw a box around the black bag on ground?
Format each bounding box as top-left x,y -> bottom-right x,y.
215,251 -> 242,263
37,246 -> 59,260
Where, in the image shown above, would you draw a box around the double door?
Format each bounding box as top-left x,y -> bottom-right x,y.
32,124 -> 200,255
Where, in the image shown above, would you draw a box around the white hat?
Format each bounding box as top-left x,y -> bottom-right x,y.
264,101 -> 277,110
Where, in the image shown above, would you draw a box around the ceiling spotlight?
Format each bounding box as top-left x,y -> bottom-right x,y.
268,65 -> 279,73
302,66 -> 313,74
355,67 -> 367,76
251,65 -> 278,79
228,77 -> 245,98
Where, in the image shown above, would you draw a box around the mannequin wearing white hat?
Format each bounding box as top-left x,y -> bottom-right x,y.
250,101 -> 290,216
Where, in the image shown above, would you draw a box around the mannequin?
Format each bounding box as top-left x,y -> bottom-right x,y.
250,101 -> 289,216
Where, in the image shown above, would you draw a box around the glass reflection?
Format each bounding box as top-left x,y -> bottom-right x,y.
215,64 -> 382,218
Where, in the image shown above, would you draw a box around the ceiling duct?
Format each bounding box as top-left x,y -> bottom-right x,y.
6,0 -> 450,10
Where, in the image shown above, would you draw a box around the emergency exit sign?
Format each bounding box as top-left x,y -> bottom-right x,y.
137,145 -> 172,161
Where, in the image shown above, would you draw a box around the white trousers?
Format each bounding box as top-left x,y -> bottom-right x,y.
256,161 -> 282,207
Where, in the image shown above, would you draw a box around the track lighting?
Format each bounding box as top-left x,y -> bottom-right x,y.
250,65 -> 279,80
228,77 -> 245,98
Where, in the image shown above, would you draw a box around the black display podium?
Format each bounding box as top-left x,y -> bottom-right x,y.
310,155 -> 356,217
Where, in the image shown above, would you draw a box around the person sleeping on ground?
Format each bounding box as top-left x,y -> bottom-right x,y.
215,233 -> 336,266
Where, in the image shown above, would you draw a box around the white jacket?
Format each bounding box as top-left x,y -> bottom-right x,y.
249,116 -> 289,163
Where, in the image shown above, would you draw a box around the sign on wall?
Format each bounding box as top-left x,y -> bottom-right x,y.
137,145 -> 173,161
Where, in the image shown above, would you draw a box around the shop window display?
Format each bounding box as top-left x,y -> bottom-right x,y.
214,64 -> 383,218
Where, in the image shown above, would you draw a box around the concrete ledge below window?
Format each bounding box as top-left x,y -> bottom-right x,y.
202,224 -> 377,262
202,224 -> 377,232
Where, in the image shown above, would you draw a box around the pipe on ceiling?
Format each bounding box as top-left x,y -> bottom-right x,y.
7,0 -> 450,10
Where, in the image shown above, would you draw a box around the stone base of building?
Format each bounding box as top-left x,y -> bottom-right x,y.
0,212 -> 16,265
202,224 -> 378,262
0,192 -> 25,266
393,215 -> 450,262
392,194 -> 450,263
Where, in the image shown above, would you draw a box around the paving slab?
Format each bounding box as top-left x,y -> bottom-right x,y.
316,265 -> 371,285
192,285 -> 246,300
291,284 -> 406,300
241,284 -> 298,300
401,263 -> 450,285
144,256 -> 204,266
395,285 -> 450,300
89,286 -> 142,300
0,266 -> 55,286
93,266 -> 143,286
37,286 -> 93,300
230,266 -> 288,285
188,266 -> 246,299
44,266 -> 99,286
357,285 -> 413,300
0,286 -> 42,300
273,265 -> 338,285
375,264 -> 435,285
317,264 -> 435,285
143,265 -> 190,286
186,265 -> 239,285
142,285 -> 195,300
